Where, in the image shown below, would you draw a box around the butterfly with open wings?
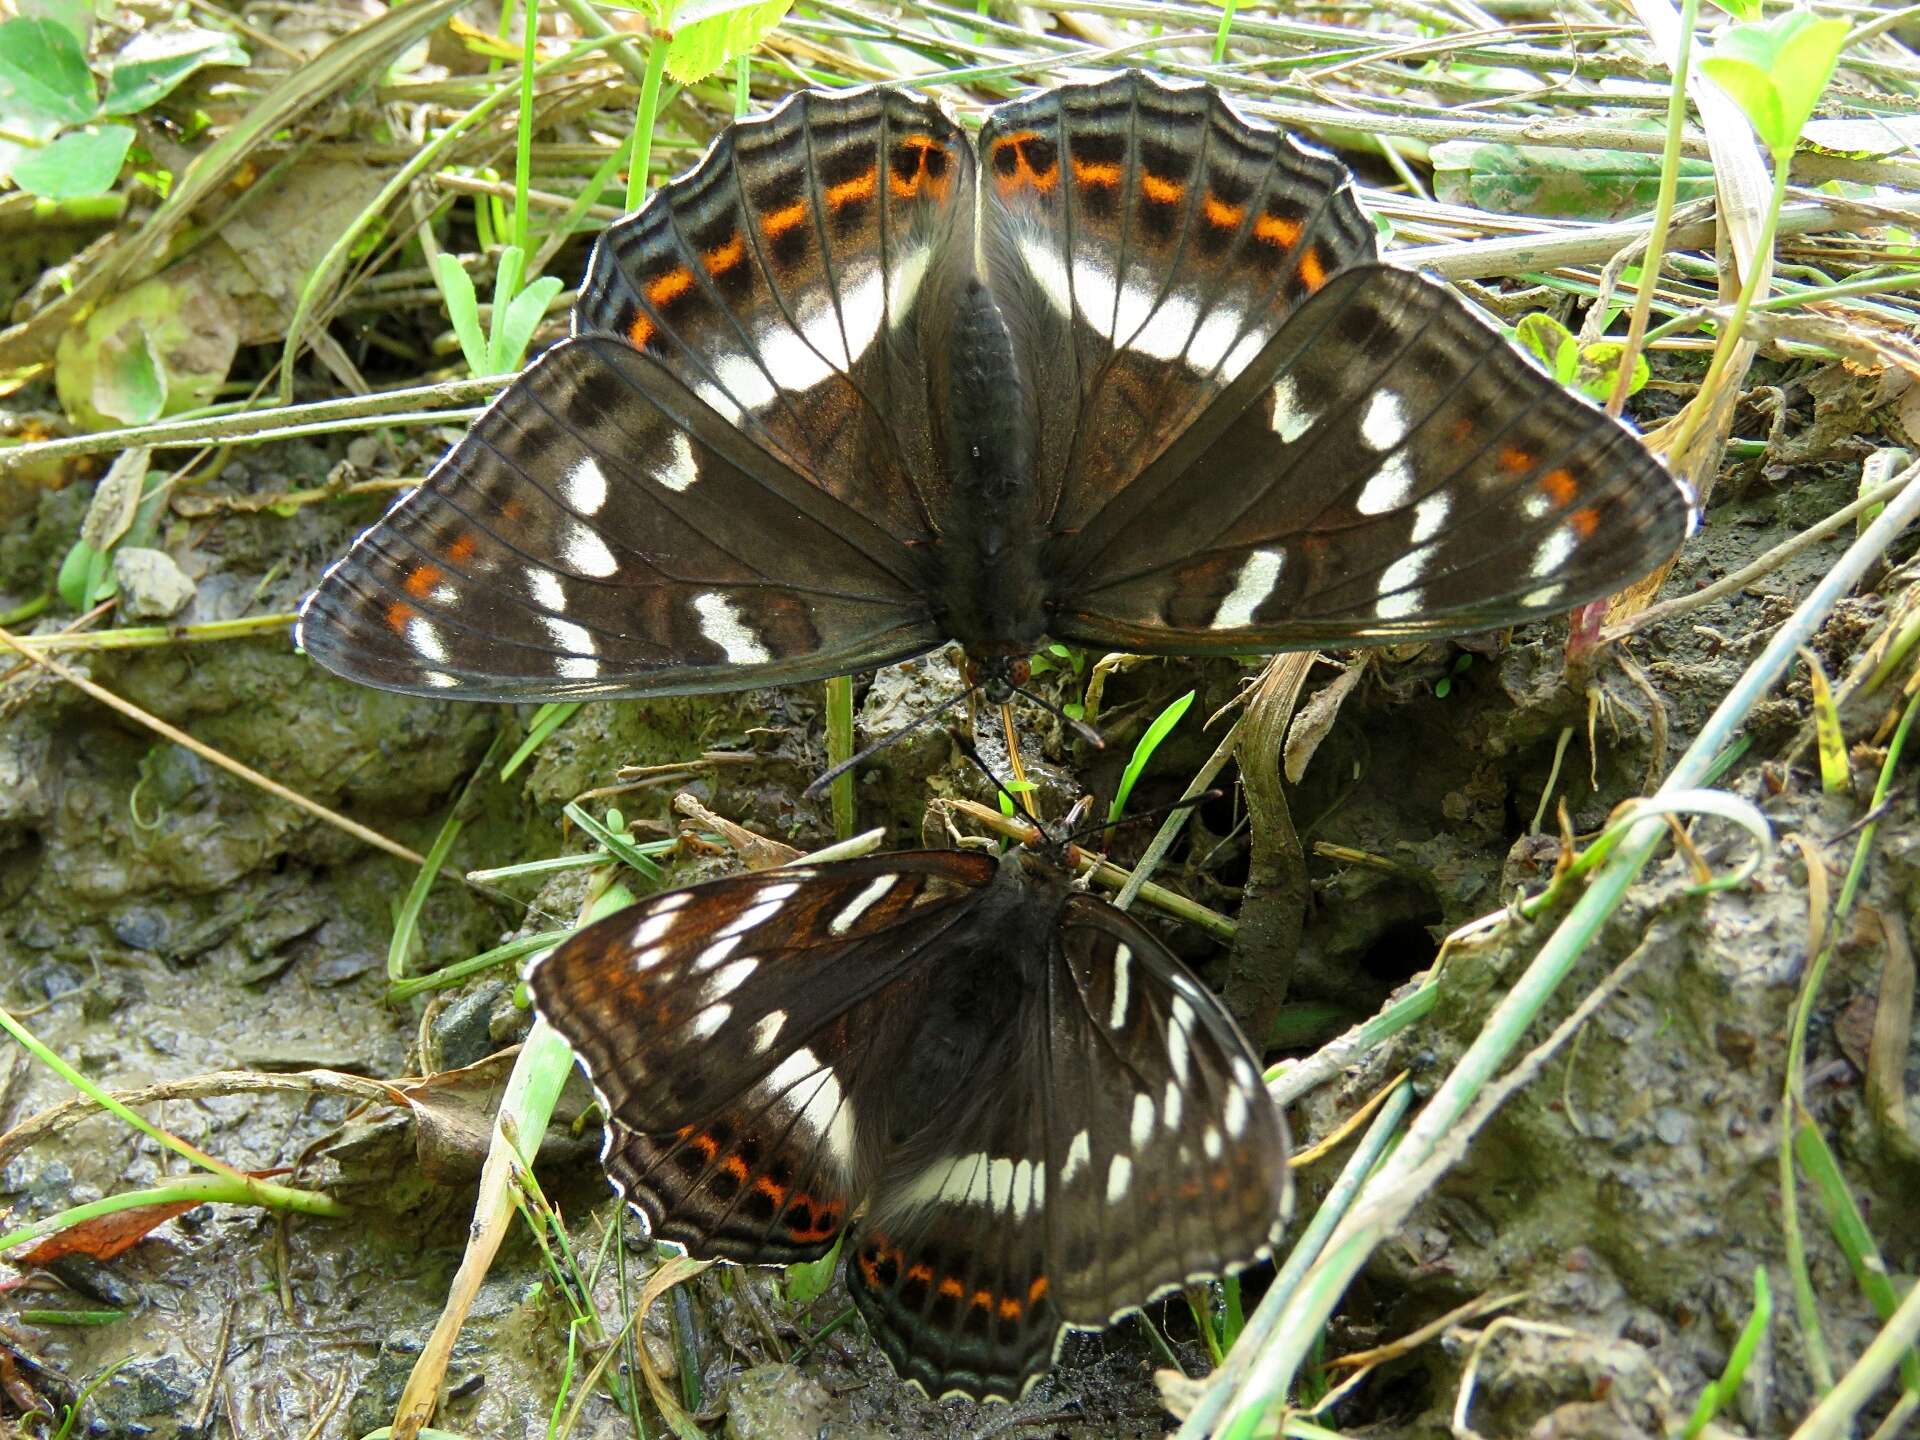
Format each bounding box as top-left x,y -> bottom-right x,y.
296,71 -> 1694,704
525,842 -> 1289,1400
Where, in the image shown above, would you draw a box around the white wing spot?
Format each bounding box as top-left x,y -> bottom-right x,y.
1209,548 -> 1285,631
562,455 -> 609,515
422,671 -> 458,689
655,432 -> 698,493
829,873 -> 897,935
700,957 -> 757,1005
1360,390 -> 1410,451
1131,1091 -> 1156,1149
631,945 -> 667,971
405,616 -> 448,664
557,655 -> 600,680
1169,996 -> 1194,1084
689,1002 -> 731,1040
717,899 -> 783,939
1016,237 -> 1073,318
691,593 -> 771,664
699,353 -> 777,422
765,1048 -> 857,1168
631,894 -> 689,947
528,569 -> 567,612
1129,292 -> 1199,363
1203,1125 -> 1223,1160
1532,526 -> 1577,578
1187,306 -> 1248,374
1106,1154 -> 1133,1203
1108,944 -> 1132,1030
1163,1077 -> 1184,1131
1521,582 -> 1567,608
887,244 -> 934,326
1061,1129 -> 1091,1184
540,615 -> 596,656
750,1009 -> 786,1054
691,935 -> 740,974
1375,547 -> 1431,621
1232,1057 -> 1258,1091
1355,452 -> 1417,516
561,525 -> 617,578
1270,375 -> 1315,442
1225,1086 -> 1250,1138
1411,491 -> 1451,544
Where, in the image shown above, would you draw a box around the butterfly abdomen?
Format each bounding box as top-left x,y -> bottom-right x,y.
933,279 -> 1048,668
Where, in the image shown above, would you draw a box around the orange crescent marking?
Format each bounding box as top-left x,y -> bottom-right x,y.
970,1289 -> 993,1310
445,533 -> 477,565
720,1154 -> 749,1181
1500,445 -> 1535,473
1539,467 -> 1579,506
628,314 -> 655,349
997,1296 -> 1023,1321
761,200 -> 808,240
703,232 -> 746,276
1072,157 -> 1123,188
1204,194 -> 1245,228
646,267 -> 693,307
1140,172 -> 1183,204
384,601 -> 416,633
1297,245 -> 1328,293
1570,506 -> 1601,539
1028,1275 -> 1049,1303
1254,213 -> 1301,247
906,1263 -> 934,1285
402,563 -> 441,599
753,1175 -> 787,1202
937,1276 -> 964,1298
826,169 -> 877,209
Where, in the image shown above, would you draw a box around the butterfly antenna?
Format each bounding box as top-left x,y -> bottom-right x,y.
802,686 -> 971,799
1011,684 -> 1105,749
952,738 -> 1048,835
1059,788 -> 1226,849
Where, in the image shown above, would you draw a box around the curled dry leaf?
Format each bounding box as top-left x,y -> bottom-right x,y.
1283,657 -> 1364,786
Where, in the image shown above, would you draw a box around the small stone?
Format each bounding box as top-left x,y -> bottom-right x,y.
112,547 -> 195,620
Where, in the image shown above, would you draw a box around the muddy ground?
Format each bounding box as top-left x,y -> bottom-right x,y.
0,360 -> 1916,1437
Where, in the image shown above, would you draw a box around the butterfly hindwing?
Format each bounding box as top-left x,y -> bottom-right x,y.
845,877 -> 1289,1400
527,853 -> 997,1262
1049,263 -> 1694,651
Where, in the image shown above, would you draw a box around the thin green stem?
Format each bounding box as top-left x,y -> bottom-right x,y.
627,35 -> 672,213
826,674 -> 856,840
1606,0 -> 1699,417
513,0 -> 538,255
0,1173 -> 346,1256
1669,151 -> 1791,458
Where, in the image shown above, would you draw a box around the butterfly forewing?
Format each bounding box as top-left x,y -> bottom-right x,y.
527,854 -> 996,1262
980,73 -> 1377,538
299,339 -> 943,699
1050,263 -> 1694,652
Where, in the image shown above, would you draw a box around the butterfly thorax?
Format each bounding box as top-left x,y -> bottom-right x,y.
933,279 -> 1047,697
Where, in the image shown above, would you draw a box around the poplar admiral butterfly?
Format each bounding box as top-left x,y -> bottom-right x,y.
524,844 -> 1288,1400
296,71 -> 1694,703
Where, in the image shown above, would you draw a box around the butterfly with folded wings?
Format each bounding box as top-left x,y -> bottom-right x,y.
525,842 -> 1289,1400
296,71 -> 1693,705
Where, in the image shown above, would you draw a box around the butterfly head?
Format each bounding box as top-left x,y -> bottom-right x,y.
965,650 -> 1032,705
